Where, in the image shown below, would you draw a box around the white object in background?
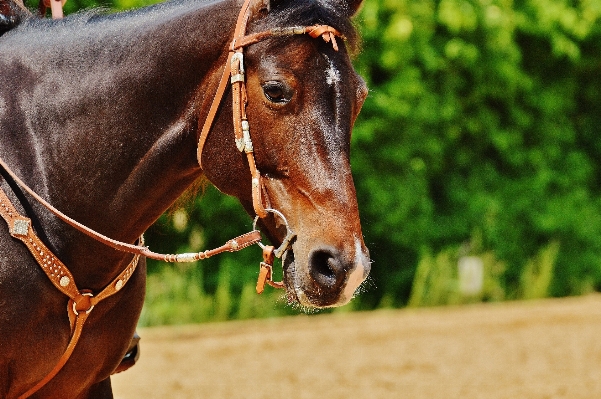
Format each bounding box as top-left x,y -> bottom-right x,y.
458,256 -> 484,296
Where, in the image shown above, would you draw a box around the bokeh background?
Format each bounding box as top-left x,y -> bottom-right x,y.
24,0 -> 601,325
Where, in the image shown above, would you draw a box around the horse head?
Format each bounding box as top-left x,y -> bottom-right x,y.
201,0 -> 370,308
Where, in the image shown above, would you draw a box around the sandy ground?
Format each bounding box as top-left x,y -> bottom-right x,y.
112,294 -> 601,399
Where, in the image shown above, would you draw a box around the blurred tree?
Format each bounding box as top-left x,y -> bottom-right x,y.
353,0 -> 601,305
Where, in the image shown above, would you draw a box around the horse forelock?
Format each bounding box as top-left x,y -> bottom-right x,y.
253,0 -> 360,55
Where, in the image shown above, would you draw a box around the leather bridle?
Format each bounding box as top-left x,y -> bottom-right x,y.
195,0 -> 342,218
0,0 -> 343,397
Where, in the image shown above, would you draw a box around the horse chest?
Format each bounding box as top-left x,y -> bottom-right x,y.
0,232 -> 145,398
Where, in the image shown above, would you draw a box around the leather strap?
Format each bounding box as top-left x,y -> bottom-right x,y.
230,25 -> 342,50
0,157 -> 262,262
0,187 -> 141,399
17,311 -> 90,399
195,0 -> 254,165
159,230 -> 261,262
256,245 -> 284,294
39,0 -> 65,19
0,188 -> 79,298
196,51 -> 236,169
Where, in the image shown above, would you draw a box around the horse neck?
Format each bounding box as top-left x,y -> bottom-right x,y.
2,0 -> 238,288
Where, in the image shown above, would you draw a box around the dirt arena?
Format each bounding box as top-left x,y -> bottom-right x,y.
112,294 -> 601,399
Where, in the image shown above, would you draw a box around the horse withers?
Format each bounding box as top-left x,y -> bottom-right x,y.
0,0 -> 370,396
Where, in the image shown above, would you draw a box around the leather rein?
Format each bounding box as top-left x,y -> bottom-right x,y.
0,0 -> 342,397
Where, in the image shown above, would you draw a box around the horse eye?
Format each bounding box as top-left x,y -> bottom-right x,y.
262,82 -> 292,104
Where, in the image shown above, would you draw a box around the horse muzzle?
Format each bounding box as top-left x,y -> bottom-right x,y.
283,238 -> 371,308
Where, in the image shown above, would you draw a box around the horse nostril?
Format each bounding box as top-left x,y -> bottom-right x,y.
309,247 -> 345,288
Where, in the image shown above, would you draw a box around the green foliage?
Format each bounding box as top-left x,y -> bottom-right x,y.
408,249 -> 458,307
406,237 -> 557,308
24,0 -> 158,14
34,0 -> 601,323
353,0 -> 601,307
139,259 -> 292,325
520,240 -> 559,300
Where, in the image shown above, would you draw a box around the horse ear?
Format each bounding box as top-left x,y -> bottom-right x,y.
344,0 -> 364,16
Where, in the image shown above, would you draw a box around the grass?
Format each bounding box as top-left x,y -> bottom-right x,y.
407,240 -> 561,308
139,258 -> 297,326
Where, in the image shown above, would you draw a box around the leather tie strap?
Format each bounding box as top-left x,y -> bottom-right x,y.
256,245 -> 284,294
306,25 -> 340,50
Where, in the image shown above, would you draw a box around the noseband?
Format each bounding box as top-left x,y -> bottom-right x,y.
0,0 -> 343,397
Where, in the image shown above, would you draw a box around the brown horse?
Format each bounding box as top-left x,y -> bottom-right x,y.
0,0 -> 370,396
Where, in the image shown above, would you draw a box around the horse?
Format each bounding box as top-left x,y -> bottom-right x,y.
0,0 -> 371,396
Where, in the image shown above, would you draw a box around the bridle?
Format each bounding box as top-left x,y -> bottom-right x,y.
0,0 -> 343,397
192,0 -> 342,290
195,0 -> 342,219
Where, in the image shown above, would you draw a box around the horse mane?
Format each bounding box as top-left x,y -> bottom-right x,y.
3,0 -> 359,54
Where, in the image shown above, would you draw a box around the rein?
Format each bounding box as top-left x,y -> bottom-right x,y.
0,157 -> 263,262
0,0 -> 343,397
